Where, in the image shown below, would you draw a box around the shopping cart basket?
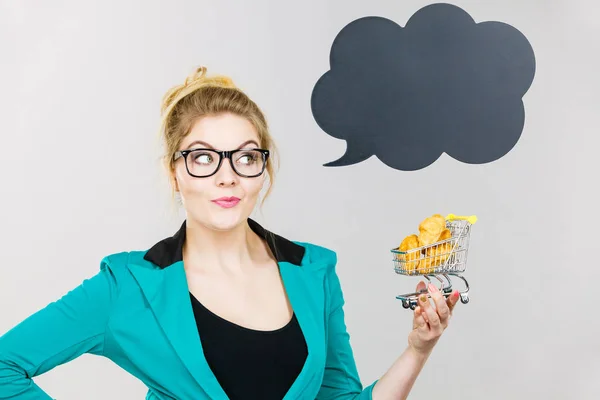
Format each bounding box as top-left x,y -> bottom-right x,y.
391,214 -> 477,310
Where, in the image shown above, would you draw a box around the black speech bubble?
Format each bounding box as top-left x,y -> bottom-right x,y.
311,3 -> 536,171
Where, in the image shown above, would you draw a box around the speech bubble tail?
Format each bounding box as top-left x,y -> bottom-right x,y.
324,148 -> 373,167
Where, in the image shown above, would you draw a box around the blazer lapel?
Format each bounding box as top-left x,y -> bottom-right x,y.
279,258 -> 329,400
128,260 -> 229,399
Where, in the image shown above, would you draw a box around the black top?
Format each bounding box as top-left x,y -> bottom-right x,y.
189,293 -> 308,400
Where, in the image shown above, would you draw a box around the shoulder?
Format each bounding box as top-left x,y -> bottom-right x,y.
293,241 -> 347,311
292,240 -> 339,276
295,241 -> 337,263
95,249 -> 157,286
99,249 -> 158,270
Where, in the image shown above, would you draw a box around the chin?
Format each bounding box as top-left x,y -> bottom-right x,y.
203,209 -> 250,232
186,197 -> 258,232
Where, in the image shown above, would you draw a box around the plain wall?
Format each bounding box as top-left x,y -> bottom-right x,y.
1,0 -> 598,398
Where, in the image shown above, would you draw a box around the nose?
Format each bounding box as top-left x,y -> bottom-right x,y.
215,158 -> 238,187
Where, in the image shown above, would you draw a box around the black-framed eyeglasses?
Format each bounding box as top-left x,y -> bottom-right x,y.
173,148 -> 270,178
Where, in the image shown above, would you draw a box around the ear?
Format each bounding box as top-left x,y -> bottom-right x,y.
171,172 -> 180,192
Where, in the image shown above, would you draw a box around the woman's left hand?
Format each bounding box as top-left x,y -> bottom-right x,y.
407,281 -> 459,356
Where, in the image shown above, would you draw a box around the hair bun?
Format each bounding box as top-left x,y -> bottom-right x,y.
160,65 -> 237,116
184,66 -> 235,89
184,66 -> 207,86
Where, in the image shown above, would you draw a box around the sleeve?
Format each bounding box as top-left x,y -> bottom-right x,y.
316,252 -> 379,400
0,257 -> 119,399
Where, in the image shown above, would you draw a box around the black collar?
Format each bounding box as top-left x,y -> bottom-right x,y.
143,218 -> 305,268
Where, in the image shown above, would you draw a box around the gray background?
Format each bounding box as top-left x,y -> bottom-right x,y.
1,0 -> 598,398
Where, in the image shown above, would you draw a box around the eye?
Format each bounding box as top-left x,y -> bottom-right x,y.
193,152 -> 214,165
236,152 -> 258,165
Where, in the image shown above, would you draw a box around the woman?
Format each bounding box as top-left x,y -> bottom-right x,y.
0,66 -> 460,400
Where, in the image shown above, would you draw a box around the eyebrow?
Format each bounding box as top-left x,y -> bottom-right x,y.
185,139 -> 259,150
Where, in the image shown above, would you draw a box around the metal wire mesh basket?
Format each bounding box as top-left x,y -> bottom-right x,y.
391,214 -> 477,309
391,217 -> 474,276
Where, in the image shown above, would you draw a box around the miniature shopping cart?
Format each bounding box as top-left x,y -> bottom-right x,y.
391,214 -> 477,310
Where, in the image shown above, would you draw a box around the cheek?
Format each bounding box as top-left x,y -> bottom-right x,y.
241,178 -> 264,198
177,173 -> 211,200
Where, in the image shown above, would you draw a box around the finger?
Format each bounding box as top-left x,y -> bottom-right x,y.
412,306 -> 425,330
428,284 -> 450,325
415,280 -> 427,293
420,293 -> 441,330
447,290 -> 460,313
413,305 -> 421,318
412,306 -> 420,329
413,307 -> 428,332
417,295 -> 430,324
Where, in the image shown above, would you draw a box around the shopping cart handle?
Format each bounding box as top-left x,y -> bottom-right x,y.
446,214 -> 478,224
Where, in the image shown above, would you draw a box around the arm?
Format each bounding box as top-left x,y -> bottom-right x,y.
0,256 -> 119,399
318,256 -> 458,400
368,345 -> 431,400
370,284 -> 459,400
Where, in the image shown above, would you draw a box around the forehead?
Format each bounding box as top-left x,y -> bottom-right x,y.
182,113 -> 260,149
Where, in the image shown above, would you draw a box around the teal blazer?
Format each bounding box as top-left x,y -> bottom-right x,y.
0,219 -> 378,399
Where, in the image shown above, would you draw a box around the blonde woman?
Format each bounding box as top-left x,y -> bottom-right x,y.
0,66 -> 460,400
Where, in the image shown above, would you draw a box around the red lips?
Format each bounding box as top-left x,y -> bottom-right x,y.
213,196 -> 240,202
211,196 -> 241,208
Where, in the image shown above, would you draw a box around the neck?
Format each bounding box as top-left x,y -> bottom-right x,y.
182,218 -> 267,275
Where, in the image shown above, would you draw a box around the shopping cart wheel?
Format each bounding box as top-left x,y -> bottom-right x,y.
409,299 -> 418,310
402,299 -> 410,309
460,293 -> 469,304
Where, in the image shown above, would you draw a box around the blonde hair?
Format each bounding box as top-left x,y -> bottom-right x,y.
158,66 -> 278,208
